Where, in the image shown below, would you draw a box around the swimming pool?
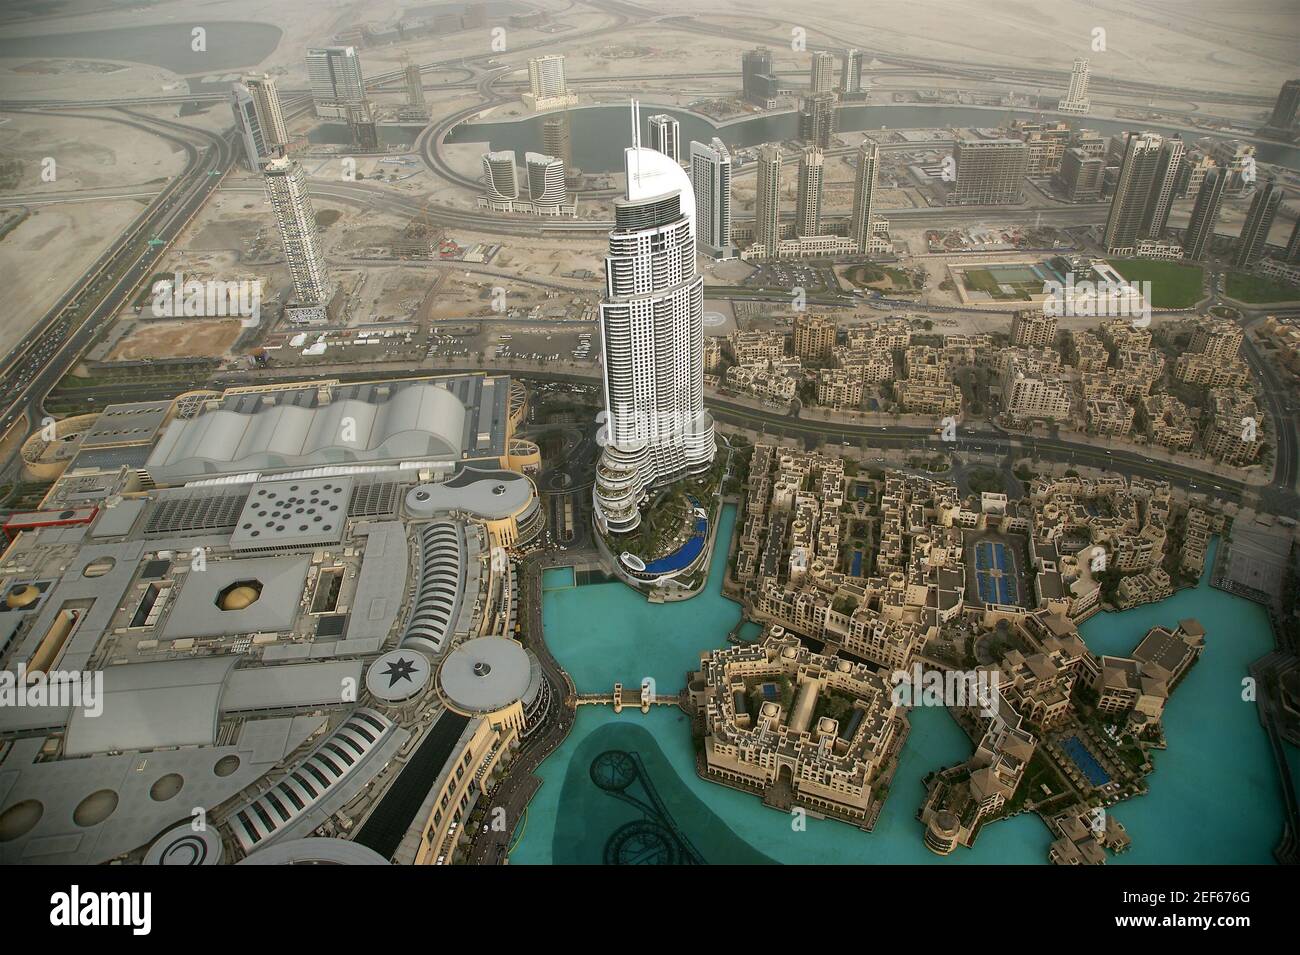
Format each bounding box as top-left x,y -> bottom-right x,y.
1062,735 -> 1111,787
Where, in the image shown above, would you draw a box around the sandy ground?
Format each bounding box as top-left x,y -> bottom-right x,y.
108,318 -> 243,359
0,112 -> 188,194
0,198 -> 142,356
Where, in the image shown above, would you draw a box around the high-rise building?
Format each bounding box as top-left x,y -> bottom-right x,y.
840,49 -> 864,96
810,52 -> 835,94
263,157 -> 332,306
525,55 -> 576,110
243,74 -> 287,151
690,138 -> 733,259
1183,166 -> 1226,260
793,314 -> 835,362
647,114 -> 680,164
482,150 -> 519,207
1103,132 -> 1164,254
306,46 -> 365,120
1056,147 -> 1104,202
950,139 -> 1028,205
1010,310 -> 1059,348
849,139 -> 880,254
1263,79 -> 1300,134
542,112 -> 572,168
1139,136 -> 1185,240
743,47 -> 779,109
1286,217 -> 1300,264
755,143 -> 783,251
525,152 -> 566,212
798,93 -> 836,149
593,104 -> 715,534
1058,57 -> 1091,114
1234,179 -> 1283,269
231,83 -> 271,170
795,146 -> 824,237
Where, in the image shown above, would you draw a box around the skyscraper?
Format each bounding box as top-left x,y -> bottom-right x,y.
243,74 -> 287,151
593,104 -> 715,534
542,112 -> 572,168
690,138 -> 733,259
231,83 -> 270,170
795,146 -> 824,237
1058,57 -> 1091,114
950,139 -> 1028,205
306,46 -> 364,120
810,52 -> 835,94
1139,136 -> 1185,240
1183,166 -> 1226,260
742,47 -> 779,109
647,114 -> 680,164
1103,132 -> 1163,254
525,55 -> 576,110
1234,179 -> 1282,269
1286,217 -> 1300,265
1264,79 -> 1300,134
263,157 -> 332,306
840,49 -> 864,96
755,143 -> 783,252
482,150 -> 519,208
525,152 -> 566,212
849,139 -> 880,253
798,93 -> 836,149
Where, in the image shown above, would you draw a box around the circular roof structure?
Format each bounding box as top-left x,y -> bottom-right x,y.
365,648 -> 431,703
5,584 -> 41,609
439,637 -> 532,714
237,837 -> 389,865
143,823 -> 224,865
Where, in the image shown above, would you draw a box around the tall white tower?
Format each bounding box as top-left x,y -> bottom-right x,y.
482,150 -> 519,208
525,55 -> 576,110
593,102 -> 716,535
244,73 -> 287,150
647,114 -> 681,164
690,138 -> 733,259
810,51 -> 835,94
1058,57 -> 1091,114
525,152 -> 566,213
263,157 -> 332,306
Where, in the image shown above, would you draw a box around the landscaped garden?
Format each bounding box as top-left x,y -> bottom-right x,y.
1224,270 -> 1300,304
1106,258 -> 1205,308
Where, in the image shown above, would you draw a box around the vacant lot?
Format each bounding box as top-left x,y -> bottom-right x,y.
108,319 -> 243,360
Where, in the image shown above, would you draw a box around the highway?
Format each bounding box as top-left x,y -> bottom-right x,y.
0,111 -> 235,440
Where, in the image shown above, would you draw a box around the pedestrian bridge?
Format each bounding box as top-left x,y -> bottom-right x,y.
575,683 -> 685,713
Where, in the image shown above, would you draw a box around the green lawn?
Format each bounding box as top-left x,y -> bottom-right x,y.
1106,258 -> 1205,308
1224,270 -> 1300,304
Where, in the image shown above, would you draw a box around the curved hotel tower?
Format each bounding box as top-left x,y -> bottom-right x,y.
593,103 -> 716,534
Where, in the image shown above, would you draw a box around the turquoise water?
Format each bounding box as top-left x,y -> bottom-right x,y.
515,516 -> 1289,864
1077,538 -> 1289,864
